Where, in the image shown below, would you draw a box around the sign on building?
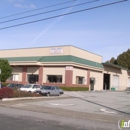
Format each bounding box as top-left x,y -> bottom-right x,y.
50,48 -> 63,54
66,66 -> 73,70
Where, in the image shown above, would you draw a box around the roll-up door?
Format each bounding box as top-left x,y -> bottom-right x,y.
113,75 -> 119,90
128,78 -> 130,87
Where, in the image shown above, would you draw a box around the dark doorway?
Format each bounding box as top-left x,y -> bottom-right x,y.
103,74 -> 110,90
28,74 -> 39,84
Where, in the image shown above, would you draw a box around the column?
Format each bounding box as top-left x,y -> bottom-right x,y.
22,66 -> 27,85
87,70 -> 90,87
65,66 -> 73,87
38,66 -> 43,84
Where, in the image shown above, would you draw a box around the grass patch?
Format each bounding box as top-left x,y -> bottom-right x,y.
59,86 -> 89,91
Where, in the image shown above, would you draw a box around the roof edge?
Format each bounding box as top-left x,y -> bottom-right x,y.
102,62 -> 128,70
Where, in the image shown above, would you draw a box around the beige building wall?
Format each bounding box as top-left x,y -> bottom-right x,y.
72,68 -> 87,85
103,65 -> 129,90
70,46 -> 102,63
12,67 -> 22,82
27,67 -> 39,74
90,71 -> 103,90
119,69 -> 128,90
0,46 -> 71,58
43,67 -> 65,84
104,66 -> 121,90
0,46 -> 102,63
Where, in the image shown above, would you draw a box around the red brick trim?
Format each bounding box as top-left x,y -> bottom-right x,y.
6,81 -> 23,84
65,70 -> 73,86
22,66 -> 27,85
87,70 -> 90,86
38,66 -> 43,84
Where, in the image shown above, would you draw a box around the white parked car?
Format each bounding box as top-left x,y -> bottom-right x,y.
20,84 -> 42,93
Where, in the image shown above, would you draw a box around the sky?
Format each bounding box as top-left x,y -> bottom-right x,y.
0,0 -> 129,62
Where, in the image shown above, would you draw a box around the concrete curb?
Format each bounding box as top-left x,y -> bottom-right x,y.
2,94 -> 69,101
2,96 -> 54,101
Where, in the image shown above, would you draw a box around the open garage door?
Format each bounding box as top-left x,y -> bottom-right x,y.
103,74 -> 110,90
113,75 -> 119,90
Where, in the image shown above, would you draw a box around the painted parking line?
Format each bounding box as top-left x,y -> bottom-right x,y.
100,108 -> 117,114
48,103 -> 75,106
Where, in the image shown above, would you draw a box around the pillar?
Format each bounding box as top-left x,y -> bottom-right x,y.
38,66 -> 43,84
87,70 -> 90,87
65,66 -> 73,86
22,66 -> 27,85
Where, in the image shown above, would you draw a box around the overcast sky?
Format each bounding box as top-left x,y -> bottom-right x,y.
0,0 -> 129,62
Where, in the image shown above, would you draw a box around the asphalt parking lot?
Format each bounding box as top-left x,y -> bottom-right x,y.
11,91 -> 130,117
0,91 -> 129,130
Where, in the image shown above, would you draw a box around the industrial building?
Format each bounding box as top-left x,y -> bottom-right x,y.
0,45 -> 129,90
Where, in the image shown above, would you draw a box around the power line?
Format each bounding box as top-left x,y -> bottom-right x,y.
0,0 -> 99,24
0,0 -> 76,20
0,0 -> 127,31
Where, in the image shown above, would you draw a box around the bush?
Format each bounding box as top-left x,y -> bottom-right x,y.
59,86 -> 89,91
0,87 -> 13,99
2,83 -> 9,87
13,91 -> 42,98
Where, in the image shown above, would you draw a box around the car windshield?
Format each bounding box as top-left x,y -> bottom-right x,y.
41,86 -> 46,89
7,84 -> 14,87
7,84 -> 11,87
43,86 -> 52,90
23,84 -> 32,88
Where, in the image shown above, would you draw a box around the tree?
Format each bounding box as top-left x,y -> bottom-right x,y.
117,49 -> 130,69
0,59 -> 12,82
110,57 -> 117,64
108,49 -> 130,69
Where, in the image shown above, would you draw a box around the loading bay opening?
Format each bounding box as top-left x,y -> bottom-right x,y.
103,74 -> 110,90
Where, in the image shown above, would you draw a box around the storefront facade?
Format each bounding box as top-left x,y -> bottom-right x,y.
0,45 -> 129,91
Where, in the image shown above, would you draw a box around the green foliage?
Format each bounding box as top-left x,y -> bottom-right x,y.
109,49 -> 130,69
110,57 -> 117,64
59,86 -> 89,91
1,82 -> 9,86
117,49 -> 130,69
13,90 -> 42,98
0,59 -> 12,82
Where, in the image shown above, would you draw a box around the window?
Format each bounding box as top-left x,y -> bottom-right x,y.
47,75 -> 62,83
76,76 -> 85,84
8,74 -> 19,81
23,84 -> 32,88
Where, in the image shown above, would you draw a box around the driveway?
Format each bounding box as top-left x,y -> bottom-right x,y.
21,91 -> 130,117
0,91 -> 129,125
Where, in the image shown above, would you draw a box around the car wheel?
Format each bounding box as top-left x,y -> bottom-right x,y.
47,93 -> 50,97
58,92 -> 61,96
